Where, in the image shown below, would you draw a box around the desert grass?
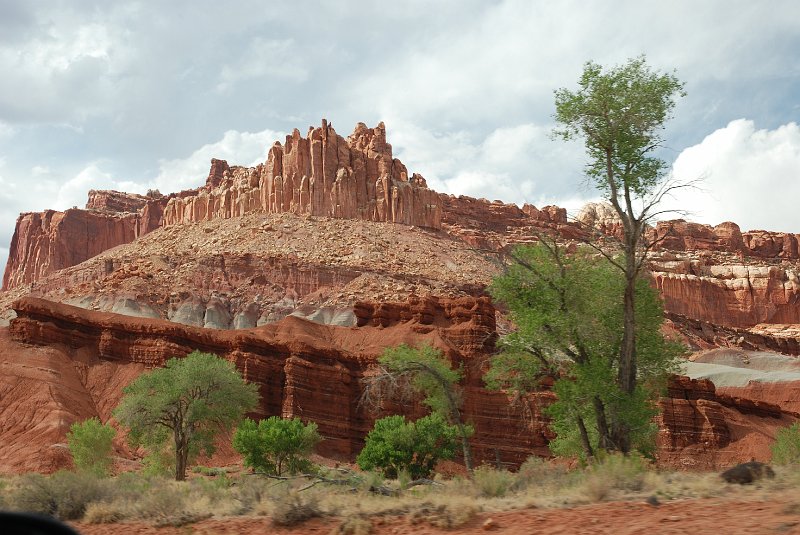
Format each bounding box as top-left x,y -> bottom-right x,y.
3,460 -> 799,527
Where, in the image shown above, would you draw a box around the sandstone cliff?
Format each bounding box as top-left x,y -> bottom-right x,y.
4,296 -> 792,474
2,209 -> 143,290
3,295 -> 555,472
161,121 -> 442,229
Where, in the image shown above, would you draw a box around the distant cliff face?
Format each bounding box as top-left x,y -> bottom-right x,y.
2,209 -> 142,290
1,121 -> 445,291
162,121 -> 442,229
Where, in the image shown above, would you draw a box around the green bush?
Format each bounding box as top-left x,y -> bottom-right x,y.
233,417 -> 321,476
67,417 -> 116,476
356,413 -> 461,479
772,423 -> 800,465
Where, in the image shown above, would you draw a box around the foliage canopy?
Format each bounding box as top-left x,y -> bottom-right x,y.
554,56 -> 686,451
771,422 -> 800,465
114,351 -> 259,480
356,413 -> 461,479
233,416 -> 321,476
487,242 -> 682,459
363,344 -> 475,471
66,417 -> 116,477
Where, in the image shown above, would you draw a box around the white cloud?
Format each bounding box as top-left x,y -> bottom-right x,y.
0,121 -> 15,139
153,128 -> 284,192
217,38 -> 307,92
667,119 -> 800,233
52,163 -> 143,210
0,21 -> 117,123
389,120 -> 587,208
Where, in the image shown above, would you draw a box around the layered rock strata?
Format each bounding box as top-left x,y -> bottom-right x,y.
6,296 -> 552,470
651,258 -> 800,328
656,375 -> 796,469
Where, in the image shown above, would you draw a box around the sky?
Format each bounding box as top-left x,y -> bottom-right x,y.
0,0 -> 799,269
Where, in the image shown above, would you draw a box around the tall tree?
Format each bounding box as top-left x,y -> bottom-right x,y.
554,56 -> 685,451
361,344 -> 474,472
114,351 -> 260,481
486,242 -> 682,459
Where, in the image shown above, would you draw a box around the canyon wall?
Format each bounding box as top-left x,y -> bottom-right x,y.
5,295 -> 793,473
6,295 -> 554,469
652,260 -> 800,328
2,209 -> 143,290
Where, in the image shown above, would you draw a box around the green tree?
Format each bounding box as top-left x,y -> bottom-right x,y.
114,351 -> 260,481
554,56 -> 686,451
771,422 -> 800,465
356,413 -> 461,479
66,417 -> 116,477
362,344 -> 475,472
233,416 -> 321,476
486,241 -> 681,459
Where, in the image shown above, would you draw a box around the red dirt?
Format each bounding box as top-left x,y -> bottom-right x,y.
71,493 -> 800,535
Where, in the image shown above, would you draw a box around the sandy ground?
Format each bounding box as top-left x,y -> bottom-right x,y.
71,492 -> 800,535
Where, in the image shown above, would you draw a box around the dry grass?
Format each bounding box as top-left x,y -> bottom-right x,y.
332,516 -> 373,535
270,490 -> 324,527
4,458 -> 799,527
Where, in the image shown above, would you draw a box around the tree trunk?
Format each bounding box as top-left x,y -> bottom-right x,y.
174,430 -> 188,481
593,396 -> 615,452
613,236 -> 638,454
458,423 -> 474,473
576,415 -> 594,459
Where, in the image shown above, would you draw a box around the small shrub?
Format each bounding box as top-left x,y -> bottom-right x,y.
83,502 -> 125,524
193,465 -> 228,477
134,482 -> 189,523
10,471 -> 107,520
407,500 -> 478,529
581,453 -> 647,501
141,446 -> 175,478
472,466 -> 515,498
271,491 -> 323,527
514,456 -> 568,490
232,476 -> 273,513
233,417 -> 321,476
772,423 -> 800,465
67,417 -> 116,477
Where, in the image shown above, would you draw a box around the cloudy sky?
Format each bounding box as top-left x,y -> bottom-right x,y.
0,0 -> 799,268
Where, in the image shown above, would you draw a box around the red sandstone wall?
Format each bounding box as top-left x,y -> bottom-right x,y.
2,209 -> 142,290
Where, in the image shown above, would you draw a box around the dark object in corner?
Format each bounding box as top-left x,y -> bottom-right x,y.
0,512 -> 80,534
720,461 -> 776,484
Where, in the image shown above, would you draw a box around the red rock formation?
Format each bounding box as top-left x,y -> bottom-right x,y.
86,190 -> 150,213
2,209 -> 143,290
719,381 -> 800,415
652,261 -> 800,328
651,219 -> 800,260
656,375 -> 797,469
5,295 -> 552,471
667,312 -> 800,355
658,376 -> 731,452
162,121 -> 442,229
